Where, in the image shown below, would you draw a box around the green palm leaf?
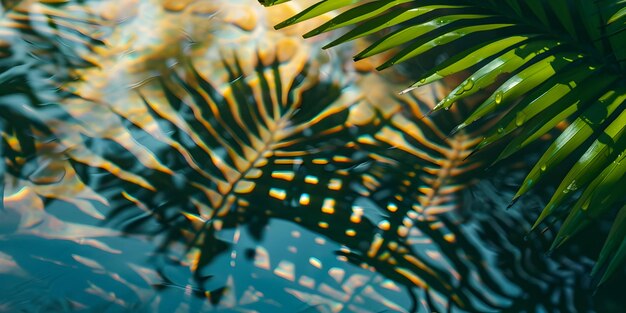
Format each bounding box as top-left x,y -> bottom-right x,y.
259,0 -> 626,283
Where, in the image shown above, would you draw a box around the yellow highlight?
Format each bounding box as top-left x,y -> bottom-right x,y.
312,158 -> 329,165
245,168 -> 263,179
234,180 -> 255,194
309,257 -> 322,269
333,156 -> 350,162
397,226 -> 409,238
345,229 -> 356,237
367,234 -> 383,258
362,174 -> 380,188
275,158 -> 303,165
321,198 -> 335,214
187,249 -> 201,272
328,178 -> 342,190
429,221 -> 444,230
404,255 -> 435,275
299,193 -> 310,205
357,134 -> 376,145
350,214 -> 362,224
388,241 -> 398,251
444,233 -> 456,243
181,212 -> 206,230
269,188 -> 287,200
395,268 -> 427,289
271,171 -> 295,181
304,175 -> 319,184
318,221 -> 329,229
402,217 -> 413,228
387,203 -> 398,212
350,206 -> 363,223
378,220 -> 390,231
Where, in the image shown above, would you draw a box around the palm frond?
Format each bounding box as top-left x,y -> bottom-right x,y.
259,0 -> 626,284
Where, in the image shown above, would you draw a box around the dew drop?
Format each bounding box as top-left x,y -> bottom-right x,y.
497,127 -> 504,134
463,79 -> 474,91
515,114 -> 525,126
567,181 -> 578,191
444,106 -> 450,111
495,92 -> 503,104
540,164 -> 547,172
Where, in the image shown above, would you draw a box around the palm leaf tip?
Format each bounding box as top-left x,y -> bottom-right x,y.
258,0 -> 292,7
259,0 -> 626,283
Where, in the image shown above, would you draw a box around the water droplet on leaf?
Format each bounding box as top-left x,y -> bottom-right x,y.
463,79 -> 474,91
495,92 -> 503,104
566,181 -> 578,191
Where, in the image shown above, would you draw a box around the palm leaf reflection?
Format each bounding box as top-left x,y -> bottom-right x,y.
2,44 -> 603,311
0,0 -> 106,68
58,51 -> 506,312
1,0 -> 109,207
